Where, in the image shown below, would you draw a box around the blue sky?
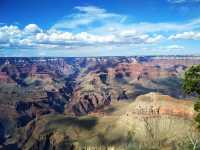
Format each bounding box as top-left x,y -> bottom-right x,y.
0,0 -> 200,56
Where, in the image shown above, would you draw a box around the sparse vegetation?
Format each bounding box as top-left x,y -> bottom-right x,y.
21,102 -> 200,150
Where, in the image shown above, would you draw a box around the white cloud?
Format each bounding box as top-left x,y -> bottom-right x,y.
0,23 -> 165,50
0,32 -> 8,43
74,32 -> 116,43
35,29 -> 163,46
156,45 -> 185,52
144,35 -> 164,43
169,31 -> 200,40
0,25 -> 21,37
0,5 -> 199,52
0,25 -> 21,44
166,45 -> 185,50
36,32 -> 74,43
89,17 -> 200,35
75,6 -> 106,14
24,24 -> 42,33
51,5 -> 126,31
52,5 -> 200,35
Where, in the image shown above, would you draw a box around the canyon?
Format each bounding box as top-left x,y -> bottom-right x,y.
0,56 -> 199,149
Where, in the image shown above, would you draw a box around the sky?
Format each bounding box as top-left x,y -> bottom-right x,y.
0,0 -> 200,56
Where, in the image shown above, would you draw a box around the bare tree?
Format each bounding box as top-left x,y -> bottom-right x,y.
141,116 -> 179,149
186,126 -> 200,150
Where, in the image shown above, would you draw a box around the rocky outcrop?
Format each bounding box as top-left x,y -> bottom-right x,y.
130,92 -> 194,118
15,101 -> 33,113
19,120 -> 75,150
117,90 -> 128,100
14,100 -> 54,127
68,92 -> 111,115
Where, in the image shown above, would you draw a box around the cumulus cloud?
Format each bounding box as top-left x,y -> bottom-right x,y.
0,32 -> 8,43
24,24 -> 42,33
0,23 -> 165,50
0,25 -> 21,44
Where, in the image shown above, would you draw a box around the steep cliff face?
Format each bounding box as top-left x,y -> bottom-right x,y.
63,57 -> 192,115
68,92 -> 111,115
